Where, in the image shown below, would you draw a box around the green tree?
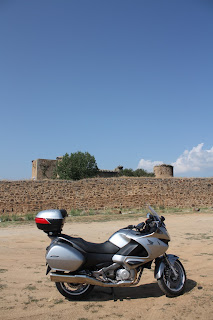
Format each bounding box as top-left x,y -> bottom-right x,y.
56,152 -> 99,180
119,168 -> 135,177
133,168 -> 155,177
119,168 -> 154,177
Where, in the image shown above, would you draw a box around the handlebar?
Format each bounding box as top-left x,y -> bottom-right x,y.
126,221 -> 146,232
126,214 -> 165,232
135,222 -> 145,231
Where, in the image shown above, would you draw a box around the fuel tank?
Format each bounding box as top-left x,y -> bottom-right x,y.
46,242 -> 85,272
109,229 -> 131,248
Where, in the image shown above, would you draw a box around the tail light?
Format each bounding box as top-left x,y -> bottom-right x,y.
35,217 -> 50,225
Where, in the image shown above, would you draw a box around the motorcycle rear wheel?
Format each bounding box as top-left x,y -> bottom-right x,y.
157,259 -> 186,297
55,282 -> 94,300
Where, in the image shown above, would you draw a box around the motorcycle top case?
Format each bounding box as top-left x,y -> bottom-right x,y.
35,209 -> 67,234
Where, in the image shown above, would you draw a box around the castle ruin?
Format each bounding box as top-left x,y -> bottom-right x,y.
32,158 -> 123,180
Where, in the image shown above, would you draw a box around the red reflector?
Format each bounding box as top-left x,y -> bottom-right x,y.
35,217 -> 50,224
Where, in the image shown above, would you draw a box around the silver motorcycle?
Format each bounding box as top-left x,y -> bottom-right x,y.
35,206 -> 186,300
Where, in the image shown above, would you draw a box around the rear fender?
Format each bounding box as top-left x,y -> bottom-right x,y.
154,254 -> 179,280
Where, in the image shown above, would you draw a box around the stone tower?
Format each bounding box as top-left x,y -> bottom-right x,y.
154,164 -> 174,178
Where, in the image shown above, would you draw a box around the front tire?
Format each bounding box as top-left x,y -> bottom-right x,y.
55,282 -> 94,300
157,259 -> 186,297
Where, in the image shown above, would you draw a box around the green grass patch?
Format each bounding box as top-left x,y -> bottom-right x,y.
25,213 -> 36,220
70,208 -> 83,216
0,212 -> 36,227
25,284 -> 37,291
1,207 -> 213,228
185,233 -> 213,240
24,296 -> 39,305
0,284 -> 7,290
53,298 -> 64,304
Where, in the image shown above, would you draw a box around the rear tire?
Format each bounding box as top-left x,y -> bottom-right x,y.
157,259 -> 186,297
55,282 -> 94,300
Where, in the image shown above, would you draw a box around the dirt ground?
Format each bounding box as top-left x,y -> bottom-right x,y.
0,213 -> 213,320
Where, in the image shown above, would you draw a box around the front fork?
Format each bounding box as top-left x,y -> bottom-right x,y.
154,253 -> 179,280
163,253 -> 178,279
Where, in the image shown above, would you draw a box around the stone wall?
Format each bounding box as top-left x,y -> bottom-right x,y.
32,159 -> 57,180
0,177 -> 213,215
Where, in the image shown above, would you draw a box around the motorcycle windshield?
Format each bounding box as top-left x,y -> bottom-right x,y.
148,206 -> 161,222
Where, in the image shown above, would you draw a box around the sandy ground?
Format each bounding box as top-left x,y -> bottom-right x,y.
0,213 -> 213,320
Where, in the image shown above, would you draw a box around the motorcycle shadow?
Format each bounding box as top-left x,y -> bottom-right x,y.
84,279 -> 197,301
185,278 -> 197,293
87,283 -> 163,301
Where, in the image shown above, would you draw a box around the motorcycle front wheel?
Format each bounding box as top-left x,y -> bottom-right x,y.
55,282 -> 94,300
157,259 -> 186,297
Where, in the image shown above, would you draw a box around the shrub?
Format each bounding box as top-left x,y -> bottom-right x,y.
55,152 -> 99,180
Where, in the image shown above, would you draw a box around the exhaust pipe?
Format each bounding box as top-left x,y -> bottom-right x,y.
50,272 -> 134,288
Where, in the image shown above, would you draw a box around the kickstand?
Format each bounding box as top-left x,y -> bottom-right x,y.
111,287 -> 117,302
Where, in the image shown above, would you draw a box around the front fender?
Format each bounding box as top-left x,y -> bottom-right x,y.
154,254 -> 179,280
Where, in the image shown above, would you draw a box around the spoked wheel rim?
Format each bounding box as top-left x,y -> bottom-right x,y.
60,282 -> 91,296
162,260 -> 186,292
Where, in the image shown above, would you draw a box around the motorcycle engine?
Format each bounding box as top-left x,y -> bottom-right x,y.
116,268 -> 135,281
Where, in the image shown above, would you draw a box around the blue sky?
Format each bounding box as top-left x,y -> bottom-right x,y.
0,0 -> 213,179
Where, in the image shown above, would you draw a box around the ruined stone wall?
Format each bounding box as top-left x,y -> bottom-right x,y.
32,159 -> 57,180
0,177 -> 213,214
32,159 -> 121,180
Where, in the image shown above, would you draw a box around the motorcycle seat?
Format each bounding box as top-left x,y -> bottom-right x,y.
60,234 -> 119,254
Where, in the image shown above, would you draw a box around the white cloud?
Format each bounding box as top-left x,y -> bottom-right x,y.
137,159 -> 163,172
172,143 -> 213,174
137,143 -> 213,176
